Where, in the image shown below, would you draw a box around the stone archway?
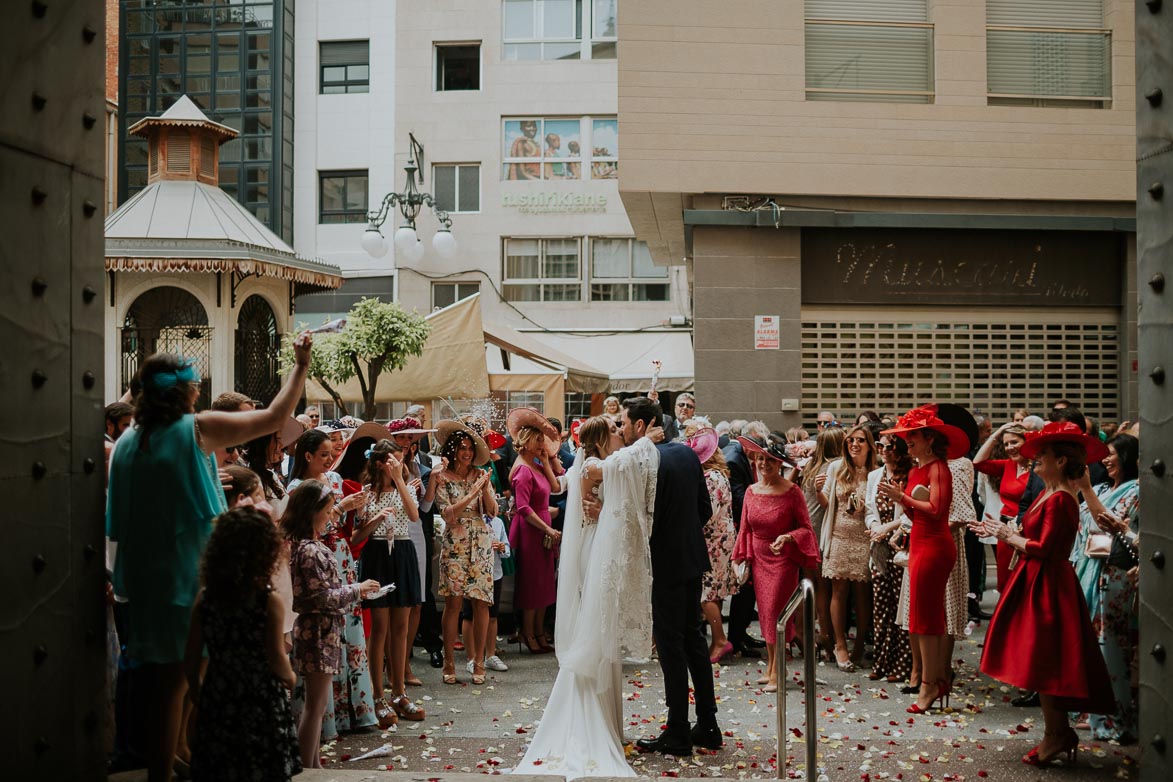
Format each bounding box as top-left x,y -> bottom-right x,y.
235,294 -> 281,405
121,285 -> 213,408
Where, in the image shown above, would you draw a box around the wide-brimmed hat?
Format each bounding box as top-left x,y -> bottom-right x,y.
1020,421 -> 1109,463
737,435 -> 796,466
331,421 -> 398,479
385,416 -> 437,439
435,419 -> 491,466
316,419 -> 355,437
930,403 -> 979,454
881,405 -> 971,460
276,417 -> 306,448
682,427 -> 720,465
506,407 -> 560,456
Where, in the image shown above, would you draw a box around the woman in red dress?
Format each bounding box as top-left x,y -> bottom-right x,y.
878,406 -> 970,714
973,423 -> 1032,591
973,422 -> 1115,766
732,433 -> 821,693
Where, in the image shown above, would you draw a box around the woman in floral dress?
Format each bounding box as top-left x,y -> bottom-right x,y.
682,421 -> 739,663
286,429 -> 378,739
432,420 -> 499,684
1070,433 -> 1141,742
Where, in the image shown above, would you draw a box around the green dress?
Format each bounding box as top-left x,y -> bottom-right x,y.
107,414 -> 226,663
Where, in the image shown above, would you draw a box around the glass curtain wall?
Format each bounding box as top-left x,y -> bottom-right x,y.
119,0 -> 295,243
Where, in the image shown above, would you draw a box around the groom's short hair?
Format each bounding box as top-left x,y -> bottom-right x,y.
622,397 -> 661,428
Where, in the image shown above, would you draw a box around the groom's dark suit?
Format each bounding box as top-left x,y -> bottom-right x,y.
650,441 -> 718,735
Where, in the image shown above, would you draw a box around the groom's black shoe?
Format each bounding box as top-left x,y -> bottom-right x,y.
690,723 -> 724,750
636,731 -> 692,756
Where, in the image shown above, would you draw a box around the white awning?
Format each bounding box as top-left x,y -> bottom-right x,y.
482,321 -> 611,394
520,329 -> 694,393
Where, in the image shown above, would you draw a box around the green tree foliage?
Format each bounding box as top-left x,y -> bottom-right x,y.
281,297 -> 430,420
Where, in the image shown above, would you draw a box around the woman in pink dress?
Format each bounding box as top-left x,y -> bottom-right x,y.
732,433 -> 821,693
507,409 -> 565,654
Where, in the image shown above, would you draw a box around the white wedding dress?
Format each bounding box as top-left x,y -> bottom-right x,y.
512,439 -> 659,780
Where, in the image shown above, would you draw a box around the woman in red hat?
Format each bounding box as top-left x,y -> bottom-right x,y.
972,422 -> 1114,766
878,406 -> 969,714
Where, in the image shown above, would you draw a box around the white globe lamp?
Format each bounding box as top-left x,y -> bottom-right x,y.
432,228 -> 458,259
393,225 -> 417,253
403,240 -> 426,264
361,227 -> 387,258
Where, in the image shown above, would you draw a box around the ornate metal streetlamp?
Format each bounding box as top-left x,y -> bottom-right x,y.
361,133 -> 458,262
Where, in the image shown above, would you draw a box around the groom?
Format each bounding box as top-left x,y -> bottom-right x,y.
620,397 -> 723,755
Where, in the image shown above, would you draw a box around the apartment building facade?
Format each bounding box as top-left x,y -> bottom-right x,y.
387,0 -> 693,420
618,0 -> 1138,429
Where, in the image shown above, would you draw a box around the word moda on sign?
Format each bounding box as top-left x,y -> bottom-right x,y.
502,191 -> 608,214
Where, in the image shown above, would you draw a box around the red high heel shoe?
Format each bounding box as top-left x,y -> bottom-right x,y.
906,681 -> 942,714
1022,729 -> 1078,766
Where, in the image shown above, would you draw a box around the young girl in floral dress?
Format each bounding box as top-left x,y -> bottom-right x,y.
282,481 -> 380,768
286,429 -> 378,739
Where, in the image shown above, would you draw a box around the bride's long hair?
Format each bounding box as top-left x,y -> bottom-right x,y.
577,415 -> 613,460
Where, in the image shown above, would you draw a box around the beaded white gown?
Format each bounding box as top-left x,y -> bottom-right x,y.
512,440 -> 659,780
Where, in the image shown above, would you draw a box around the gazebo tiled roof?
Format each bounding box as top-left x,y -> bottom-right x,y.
106,96 -> 342,293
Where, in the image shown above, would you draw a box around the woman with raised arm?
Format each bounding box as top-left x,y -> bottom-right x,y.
106,333 -> 313,782
973,422 -> 1033,592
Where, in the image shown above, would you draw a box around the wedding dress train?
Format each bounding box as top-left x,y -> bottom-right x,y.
512,440 -> 659,780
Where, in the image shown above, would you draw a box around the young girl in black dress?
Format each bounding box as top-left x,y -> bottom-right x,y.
184,507 -> 300,781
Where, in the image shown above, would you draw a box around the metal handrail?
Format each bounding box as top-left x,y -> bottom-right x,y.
775,578 -> 818,780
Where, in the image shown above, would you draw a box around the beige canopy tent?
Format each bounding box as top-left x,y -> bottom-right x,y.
305,293 -> 491,404
304,295 -> 611,421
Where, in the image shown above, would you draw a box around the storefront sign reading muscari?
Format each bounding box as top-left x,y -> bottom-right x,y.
502,191 -> 608,215
802,228 -> 1122,307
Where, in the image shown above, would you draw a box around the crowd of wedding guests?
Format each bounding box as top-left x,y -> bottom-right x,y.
693,399 -> 1139,768
103,335 -> 1140,779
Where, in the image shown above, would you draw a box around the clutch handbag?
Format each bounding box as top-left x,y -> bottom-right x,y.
733,560 -> 751,586
910,484 -> 930,502
892,550 -> 910,568
1085,532 -> 1113,559
542,533 -> 555,550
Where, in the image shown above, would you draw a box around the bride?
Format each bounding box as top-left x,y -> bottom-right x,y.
512,415 -> 661,779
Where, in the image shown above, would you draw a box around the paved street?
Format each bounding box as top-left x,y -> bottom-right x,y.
319,607 -> 1139,781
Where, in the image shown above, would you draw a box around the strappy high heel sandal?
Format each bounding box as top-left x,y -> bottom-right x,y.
392,694 -> 426,721
471,661 -> 486,685
375,698 -> 399,728
1023,728 -> 1078,766
442,658 -> 458,685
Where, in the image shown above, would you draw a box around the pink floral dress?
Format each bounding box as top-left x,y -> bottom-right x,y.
701,469 -> 739,603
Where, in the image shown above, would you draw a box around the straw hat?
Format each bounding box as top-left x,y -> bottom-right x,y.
434,419 -> 491,466
506,407 -> 560,456
331,421 -> 398,479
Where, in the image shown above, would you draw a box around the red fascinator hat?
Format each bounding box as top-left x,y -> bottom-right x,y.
881,405 -> 971,460
1019,421 -> 1109,463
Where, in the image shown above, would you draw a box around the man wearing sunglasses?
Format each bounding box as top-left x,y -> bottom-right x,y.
660,392 -> 696,440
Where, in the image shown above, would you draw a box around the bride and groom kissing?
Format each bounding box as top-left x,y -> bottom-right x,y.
513,396 -> 722,779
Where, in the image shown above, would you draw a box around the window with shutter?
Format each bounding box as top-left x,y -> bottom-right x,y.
804,0 -> 933,104
986,0 -> 1110,107
320,40 -> 370,94
200,136 -> 215,177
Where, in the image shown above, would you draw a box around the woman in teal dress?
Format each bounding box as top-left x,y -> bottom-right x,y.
106,334 -> 313,782
1069,434 -> 1141,742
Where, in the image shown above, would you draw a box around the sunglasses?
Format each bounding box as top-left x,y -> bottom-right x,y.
677,403 -> 695,410
225,445 -> 243,453
879,442 -> 896,451
846,437 -> 868,444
